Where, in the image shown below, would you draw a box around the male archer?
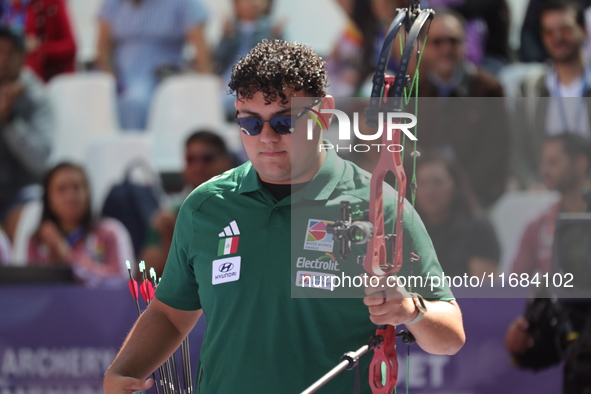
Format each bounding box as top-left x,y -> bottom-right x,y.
103,39 -> 465,394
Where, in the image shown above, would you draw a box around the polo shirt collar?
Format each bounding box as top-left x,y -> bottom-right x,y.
236,145 -> 345,201
237,162 -> 261,194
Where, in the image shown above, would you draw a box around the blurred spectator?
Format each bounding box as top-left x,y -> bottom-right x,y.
415,153 -> 500,278
369,0 -> 403,71
506,134 -> 591,394
520,0 -> 591,62
325,0 -> 367,97
516,0 -> 591,186
417,10 -> 509,208
140,130 -> 233,276
419,9 -> 505,97
215,0 -> 282,117
27,163 -> 133,286
521,0 -> 550,62
0,226 -> 10,263
0,27 -> 52,242
511,133 -> 591,275
351,0 -> 407,94
0,0 -> 76,82
96,0 -> 211,130
429,0 -> 510,74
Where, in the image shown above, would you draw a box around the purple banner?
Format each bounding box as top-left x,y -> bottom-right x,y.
397,298 -> 561,393
0,286 -> 560,393
0,285 -> 205,394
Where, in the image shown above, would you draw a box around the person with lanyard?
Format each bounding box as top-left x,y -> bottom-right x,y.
103,39 -> 465,394
26,162 -> 134,287
0,0 -> 76,82
415,9 -> 508,209
511,133 -> 591,275
517,0 -> 591,187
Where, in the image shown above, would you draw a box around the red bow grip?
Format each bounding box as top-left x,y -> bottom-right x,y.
369,325 -> 398,394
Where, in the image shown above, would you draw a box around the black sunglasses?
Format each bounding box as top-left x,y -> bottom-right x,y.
235,99 -> 321,136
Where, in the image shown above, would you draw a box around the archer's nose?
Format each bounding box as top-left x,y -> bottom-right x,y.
259,121 -> 281,143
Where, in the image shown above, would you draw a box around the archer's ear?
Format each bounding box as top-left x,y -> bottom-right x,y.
321,95 -> 336,125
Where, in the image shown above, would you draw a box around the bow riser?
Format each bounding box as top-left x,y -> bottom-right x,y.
369,325 -> 399,394
365,76 -> 407,277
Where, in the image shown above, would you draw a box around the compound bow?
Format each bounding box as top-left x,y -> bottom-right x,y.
301,1 -> 434,393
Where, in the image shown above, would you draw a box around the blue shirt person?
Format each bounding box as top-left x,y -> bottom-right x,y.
96,0 -> 211,130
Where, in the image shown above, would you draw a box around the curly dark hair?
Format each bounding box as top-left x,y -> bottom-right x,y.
228,39 -> 327,104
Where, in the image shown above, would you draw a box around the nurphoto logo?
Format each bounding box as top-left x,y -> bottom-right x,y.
304,108 -> 417,153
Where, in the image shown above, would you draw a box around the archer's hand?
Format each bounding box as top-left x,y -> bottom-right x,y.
103,371 -> 153,394
505,317 -> 534,355
363,275 -> 418,326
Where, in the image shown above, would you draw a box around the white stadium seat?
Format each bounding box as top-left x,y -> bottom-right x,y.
11,200 -> 43,266
84,134 -> 154,213
68,0 -> 103,65
270,0 -> 346,56
48,72 -> 119,164
146,74 -> 226,172
497,63 -> 547,99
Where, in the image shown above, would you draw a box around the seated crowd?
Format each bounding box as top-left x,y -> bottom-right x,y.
0,0 -> 590,287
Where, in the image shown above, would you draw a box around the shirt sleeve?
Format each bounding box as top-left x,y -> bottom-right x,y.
40,0 -> 77,63
180,0 -> 209,31
155,200 -> 202,311
1,73 -> 53,177
385,189 -> 455,302
403,207 -> 455,301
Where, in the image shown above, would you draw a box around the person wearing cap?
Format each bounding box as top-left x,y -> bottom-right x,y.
0,27 -> 53,243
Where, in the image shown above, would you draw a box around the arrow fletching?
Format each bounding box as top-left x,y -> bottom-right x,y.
127,278 -> 139,300
140,280 -> 155,302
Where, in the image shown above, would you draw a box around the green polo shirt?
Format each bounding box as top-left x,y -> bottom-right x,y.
156,149 -> 453,394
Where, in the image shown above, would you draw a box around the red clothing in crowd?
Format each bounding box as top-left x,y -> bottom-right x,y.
511,202 -> 560,275
2,0 -> 76,81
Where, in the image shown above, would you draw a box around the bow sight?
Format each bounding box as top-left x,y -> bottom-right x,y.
328,201 -> 394,266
